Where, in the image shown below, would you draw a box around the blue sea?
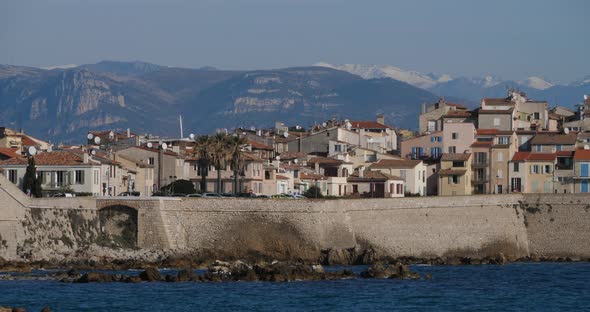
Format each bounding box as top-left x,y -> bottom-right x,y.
1,263 -> 589,311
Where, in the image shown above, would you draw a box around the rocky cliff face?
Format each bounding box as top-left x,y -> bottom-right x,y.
0,62 -> 439,142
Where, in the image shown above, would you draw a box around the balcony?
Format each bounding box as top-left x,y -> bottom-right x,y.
471,162 -> 487,168
471,177 -> 488,184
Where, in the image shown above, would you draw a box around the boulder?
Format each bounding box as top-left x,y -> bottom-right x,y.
75,272 -> 116,283
323,248 -> 352,265
177,269 -> 197,282
139,268 -> 161,282
41,307 -> 51,312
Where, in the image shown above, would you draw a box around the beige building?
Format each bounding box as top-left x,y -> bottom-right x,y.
347,170 -> 404,198
509,152 -> 556,193
419,98 -> 468,134
400,131 -> 443,160
369,159 -> 427,196
438,153 -> 472,196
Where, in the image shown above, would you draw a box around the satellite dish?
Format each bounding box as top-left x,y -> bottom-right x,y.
283,132 -> 289,138
189,133 -> 195,140
346,122 -> 352,130
250,126 -> 256,132
322,122 -> 328,128
564,127 -> 570,134
27,146 -> 37,156
108,131 -> 114,139
94,137 -> 101,145
161,143 -> 168,150
293,159 -> 299,164
275,156 -> 281,161
87,133 -> 94,140
295,125 -> 302,130
147,142 -> 153,148
91,150 -> 96,155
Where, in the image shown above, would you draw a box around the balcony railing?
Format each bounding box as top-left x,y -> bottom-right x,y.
471,162 -> 487,168
471,177 -> 488,184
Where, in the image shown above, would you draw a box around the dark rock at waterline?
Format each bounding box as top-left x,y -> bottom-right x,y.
40,307 -> 51,312
177,268 -> 198,282
75,272 -> 118,283
360,263 -> 419,279
139,268 -> 161,281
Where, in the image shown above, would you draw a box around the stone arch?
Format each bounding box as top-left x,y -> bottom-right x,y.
98,205 -> 138,248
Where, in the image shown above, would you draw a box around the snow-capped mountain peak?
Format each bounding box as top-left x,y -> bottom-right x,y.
314,62 -> 452,89
519,76 -> 553,90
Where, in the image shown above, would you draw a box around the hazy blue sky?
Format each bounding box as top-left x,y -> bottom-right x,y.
1,0 -> 588,82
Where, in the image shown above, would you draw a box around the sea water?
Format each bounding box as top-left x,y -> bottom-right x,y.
0,263 -> 589,311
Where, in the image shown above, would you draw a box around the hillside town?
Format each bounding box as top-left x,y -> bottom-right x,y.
1,91 -> 590,198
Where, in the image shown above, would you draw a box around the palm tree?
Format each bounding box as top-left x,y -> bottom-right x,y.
196,135 -> 212,192
228,135 -> 248,194
210,132 -> 231,193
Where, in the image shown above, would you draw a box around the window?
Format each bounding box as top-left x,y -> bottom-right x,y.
535,145 -> 542,152
498,136 -> 510,145
511,178 -> 522,192
430,147 -> 442,158
94,170 -> 99,185
530,165 -> 540,174
452,161 -> 465,168
544,165 -> 552,174
556,145 -> 562,151
497,152 -> 504,162
497,169 -> 503,178
75,170 -> 84,184
334,144 -> 342,152
427,121 -> 436,132
56,171 -> 66,186
533,112 -> 540,120
452,133 -> 459,140
493,118 -> 500,126
8,169 -> 17,184
497,185 -> 503,194
513,162 -> 520,172
148,157 -> 155,165
474,152 -> 487,165
449,175 -> 459,184
448,146 -> 456,153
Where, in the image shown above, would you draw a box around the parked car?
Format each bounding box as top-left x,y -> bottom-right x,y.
202,193 -> 222,198
186,194 -> 203,198
118,191 -> 140,197
292,194 -> 307,199
50,192 -> 75,198
220,193 -> 235,198
236,192 -> 257,198
255,194 -> 271,199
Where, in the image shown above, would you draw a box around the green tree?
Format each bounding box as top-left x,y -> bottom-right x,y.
161,179 -> 196,195
22,156 -> 42,197
303,185 -> 323,199
228,135 -> 247,194
210,133 -> 231,193
196,135 -> 212,192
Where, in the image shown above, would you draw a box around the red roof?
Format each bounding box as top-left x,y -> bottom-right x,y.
471,141 -> 493,147
511,152 -> 530,162
248,140 -> 273,151
350,121 -> 392,130
476,129 -> 513,135
275,175 -> 290,180
574,149 -> 590,161
0,148 -> 22,159
527,153 -> 556,161
446,102 -> 467,109
300,172 -> 327,180
0,151 -> 94,166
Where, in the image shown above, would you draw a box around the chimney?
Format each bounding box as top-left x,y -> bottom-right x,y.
83,153 -> 89,164
127,128 -> 131,138
376,114 -> 385,125
421,103 -> 426,114
359,166 -> 365,178
314,162 -> 320,174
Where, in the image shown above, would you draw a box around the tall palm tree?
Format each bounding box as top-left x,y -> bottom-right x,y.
228,135 -> 248,194
210,132 -> 231,193
196,135 -> 212,192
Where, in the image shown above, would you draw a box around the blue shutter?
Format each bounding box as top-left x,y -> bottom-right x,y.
582,180 -> 589,193
582,163 -> 589,177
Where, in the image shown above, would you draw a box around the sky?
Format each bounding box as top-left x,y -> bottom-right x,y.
0,0 -> 588,82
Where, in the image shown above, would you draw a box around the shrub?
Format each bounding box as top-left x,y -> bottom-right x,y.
303,185 -> 323,198
160,179 -> 196,195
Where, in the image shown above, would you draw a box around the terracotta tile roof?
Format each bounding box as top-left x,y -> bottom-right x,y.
348,170 -> 402,182
527,153 -> 556,161
556,151 -> 574,157
548,112 -> 561,120
478,108 -> 514,114
483,98 -> 515,106
275,175 -> 290,180
445,102 -> 468,109
0,148 -> 22,159
511,152 -> 530,162
243,152 -> 264,162
19,134 -> 38,147
370,159 -> 422,169
0,151 -> 95,166
279,152 -> 307,160
476,129 -> 513,135
308,156 -> 344,165
438,169 -> 468,175
574,149 -> 590,161
248,140 -> 273,151
443,110 -> 473,118
530,133 -> 577,145
350,121 -> 392,130
299,172 -> 327,180
441,153 -> 471,161
131,145 -> 180,157
471,141 -> 493,147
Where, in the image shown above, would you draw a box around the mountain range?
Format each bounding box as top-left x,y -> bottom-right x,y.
1,60 -> 589,143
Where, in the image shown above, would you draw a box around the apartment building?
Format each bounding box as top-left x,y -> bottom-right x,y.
438,153 -> 472,196
369,159 -> 427,196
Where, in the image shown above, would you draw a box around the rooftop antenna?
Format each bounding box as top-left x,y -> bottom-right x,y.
27,146 -> 37,157
179,115 -> 184,139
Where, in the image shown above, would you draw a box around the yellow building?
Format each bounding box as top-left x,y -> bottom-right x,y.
438,153 -> 472,196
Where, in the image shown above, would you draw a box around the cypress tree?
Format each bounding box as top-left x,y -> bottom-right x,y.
22,157 -> 42,197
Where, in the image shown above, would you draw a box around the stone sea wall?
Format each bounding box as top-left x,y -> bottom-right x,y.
2,172 -> 590,262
